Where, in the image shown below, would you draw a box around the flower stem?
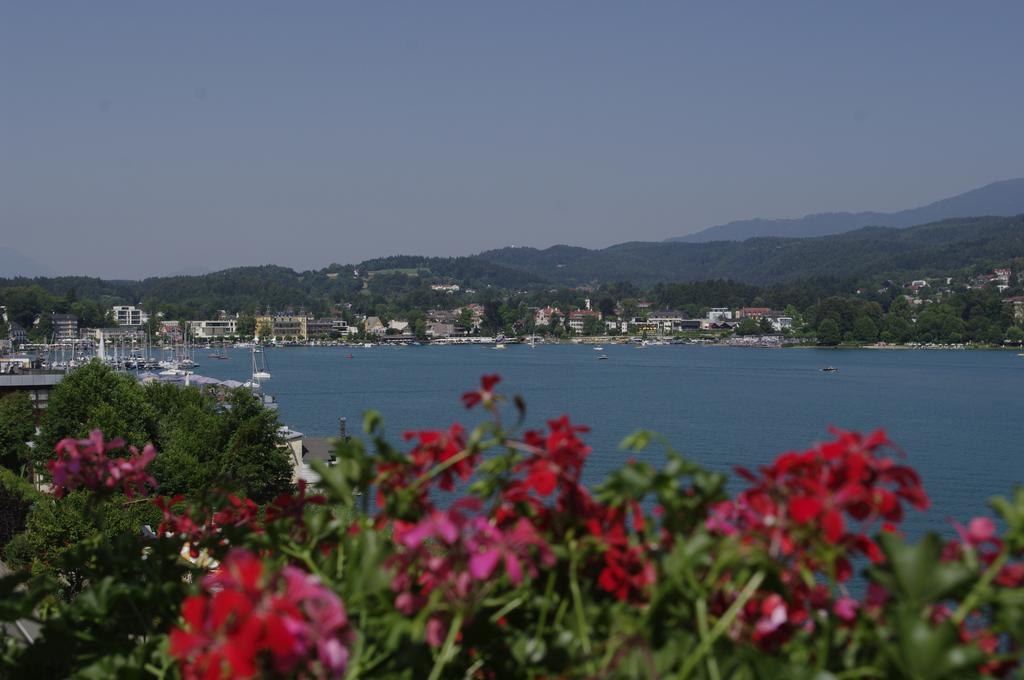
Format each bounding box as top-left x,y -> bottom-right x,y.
427,610 -> 465,680
534,570 -> 557,640
952,548 -> 1008,625
677,570 -> 765,680
695,599 -> 721,680
568,541 -> 594,663
411,439 -> 497,491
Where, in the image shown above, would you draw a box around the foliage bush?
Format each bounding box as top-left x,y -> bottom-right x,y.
36,362 -> 294,503
0,376 -> 1022,678
0,467 -> 40,550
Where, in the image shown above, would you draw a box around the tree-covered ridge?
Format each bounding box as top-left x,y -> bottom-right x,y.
477,215 -> 1024,285
3,216 -> 1021,319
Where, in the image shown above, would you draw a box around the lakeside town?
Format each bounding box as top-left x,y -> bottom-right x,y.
3,266 -> 1023,360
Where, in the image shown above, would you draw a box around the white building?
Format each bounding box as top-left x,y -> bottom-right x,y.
648,312 -> 685,335
707,308 -> 733,322
772,316 -> 794,332
112,305 -> 148,327
533,307 -> 561,327
189,319 -> 238,339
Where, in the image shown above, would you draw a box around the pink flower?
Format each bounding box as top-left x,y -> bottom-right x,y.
953,516 -> 997,546
397,510 -> 460,549
48,430 -> 156,498
466,517 -> 554,585
425,616 -> 448,647
753,594 -> 788,639
833,597 -> 858,622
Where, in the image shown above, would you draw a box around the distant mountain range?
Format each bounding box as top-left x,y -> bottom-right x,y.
4,216 -> 1023,306
670,178 -> 1024,242
478,214 -> 1024,286
5,180 -> 1024,295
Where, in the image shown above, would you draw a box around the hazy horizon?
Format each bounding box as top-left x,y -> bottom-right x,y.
4,3 -> 1024,278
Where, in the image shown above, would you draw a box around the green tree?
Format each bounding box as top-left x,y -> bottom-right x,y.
547,313 -> 563,337
1006,326 -> 1024,345
4,491 -> 160,594
0,466 -> 41,549
31,314 -> 53,342
458,308 -> 475,333
236,314 -> 256,338
37,362 -> 157,469
582,315 -> 604,336
852,315 -> 879,343
735,318 -> 760,336
888,295 -> 913,320
482,301 -> 503,335
144,383 -> 292,502
817,318 -> 841,346
214,389 -> 292,502
0,392 -> 35,474
883,315 -> 914,343
783,304 -> 803,328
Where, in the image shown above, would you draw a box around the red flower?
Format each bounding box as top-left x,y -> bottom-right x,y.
461,374 -> 501,409
516,416 -> 591,498
717,428 -> 929,575
263,480 -> 326,524
787,496 -> 821,523
170,550 -> 354,679
404,424 -> 472,492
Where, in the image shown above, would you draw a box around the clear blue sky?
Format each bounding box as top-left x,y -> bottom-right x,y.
3,2 -> 1023,278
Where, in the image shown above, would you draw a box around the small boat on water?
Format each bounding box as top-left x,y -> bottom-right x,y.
597,354 -> 609,360
345,354 -> 354,359
494,343 -> 506,350
593,346 -> 604,351
821,366 -> 839,373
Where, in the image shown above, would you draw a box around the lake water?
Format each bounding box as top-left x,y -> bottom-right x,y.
195,344 -> 1024,537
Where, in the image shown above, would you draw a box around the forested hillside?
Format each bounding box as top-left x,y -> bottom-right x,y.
2,216 -> 1022,323
478,215 -> 1024,285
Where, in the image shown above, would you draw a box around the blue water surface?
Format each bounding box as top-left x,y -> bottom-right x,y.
197,344 -> 1024,537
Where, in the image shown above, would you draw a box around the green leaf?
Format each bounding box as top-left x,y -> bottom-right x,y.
362,410 -> 383,435
871,533 -> 974,606
887,606 -> 984,679
619,429 -> 657,452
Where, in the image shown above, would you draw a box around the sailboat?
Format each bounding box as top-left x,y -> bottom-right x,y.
252,341 -> 271,380
209,340 -> 229,360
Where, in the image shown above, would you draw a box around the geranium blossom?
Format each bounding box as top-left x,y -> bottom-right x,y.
404,424 -> 472,492
466,516 -> 555,584
48,429 -> 156,498
709,427 -> 929,573
169,549 -> 354,679
461,374 -> 501,409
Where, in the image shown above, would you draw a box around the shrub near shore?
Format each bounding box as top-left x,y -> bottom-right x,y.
0,375 -> 1020,678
